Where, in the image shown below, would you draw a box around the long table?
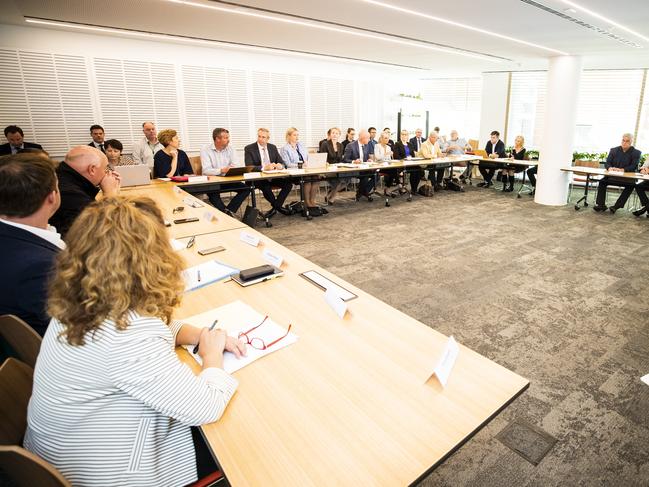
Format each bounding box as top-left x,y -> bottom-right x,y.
471,157 -> 539,197
560,166 -> 649,210
125,182 -> 529,486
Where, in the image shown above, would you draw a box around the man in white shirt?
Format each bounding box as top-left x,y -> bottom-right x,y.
199,128 -> 250,216
132,121 -> 163,168
0,152 -> 64,336
419,132 -> 445,190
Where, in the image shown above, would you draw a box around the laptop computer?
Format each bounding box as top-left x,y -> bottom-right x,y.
472,149 -> 489,158
304,152 -> 327,169
118,164 -> 151,187
224,165 -> 256,176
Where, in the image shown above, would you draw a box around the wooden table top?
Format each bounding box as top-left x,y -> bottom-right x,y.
560,166 -> 649,180
474,157 -> 539,167
168,222 -> 529,486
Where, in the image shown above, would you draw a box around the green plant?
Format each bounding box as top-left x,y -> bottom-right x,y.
527,150 -> 539,160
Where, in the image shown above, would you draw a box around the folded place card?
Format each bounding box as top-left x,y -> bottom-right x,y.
187,175 -> 208,183
170,238 -> 185,252
243,172 -> 262,179
173,185 -> 183,194
428,336 -> 459,388
641,374 -> 649,386
262,248 -> 284,268
287,168 -> 305,175
324,289 -> 347,319
203,211 -> 217,222
240,231 -> 260,247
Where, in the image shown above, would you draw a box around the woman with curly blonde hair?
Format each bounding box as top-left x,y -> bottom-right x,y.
25,195 -> 246,486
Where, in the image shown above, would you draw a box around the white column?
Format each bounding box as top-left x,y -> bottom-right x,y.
535,56 -> 582,205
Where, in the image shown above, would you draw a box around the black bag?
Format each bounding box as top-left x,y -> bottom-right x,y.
417,184 -> 434,197
444,177 -> 464,192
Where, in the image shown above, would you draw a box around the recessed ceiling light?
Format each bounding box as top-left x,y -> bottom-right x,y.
361,0 -> 569,55
563,8 -> 577,14
168,0 -> 503,62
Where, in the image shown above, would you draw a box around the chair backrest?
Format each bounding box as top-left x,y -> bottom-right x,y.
189,155 -> 203,175
0,445 -> 71,487
468,139 -> 479,150
572,159 -> 601,181
0,358 -> 33,445
0,315 -> 42,368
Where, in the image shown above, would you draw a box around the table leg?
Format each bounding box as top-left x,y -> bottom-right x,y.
300,177 -> 312,220
574,174 -> 590,210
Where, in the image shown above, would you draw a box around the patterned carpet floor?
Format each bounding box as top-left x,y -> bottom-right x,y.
258,181 -> 649,487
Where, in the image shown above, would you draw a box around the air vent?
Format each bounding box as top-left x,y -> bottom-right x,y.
520,0 -> 642,48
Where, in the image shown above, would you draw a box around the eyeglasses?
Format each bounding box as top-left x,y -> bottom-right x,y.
172,206 -> 184,213
238,315 -> 292,350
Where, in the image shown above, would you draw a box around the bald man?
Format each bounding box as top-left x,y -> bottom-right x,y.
49,146 -> 120,238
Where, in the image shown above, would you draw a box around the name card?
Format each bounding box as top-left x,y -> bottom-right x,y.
183,197 -> 203,208
642,374 -> 649,386
172,185 -> 183,194
287,168 -> 305,175
325,289 -> 348,319
240,231 -> 260,247
428,336 -> 459,388
262,248 -> 284,268
188,175 -> 208,183
243,172 -> 262,179
203,211 -> 217,222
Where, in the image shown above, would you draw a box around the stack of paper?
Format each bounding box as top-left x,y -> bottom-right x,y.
183,260 -> 239,292
182,300 -> 298,374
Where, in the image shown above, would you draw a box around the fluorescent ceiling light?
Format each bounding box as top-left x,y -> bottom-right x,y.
23,18 -> 426,71
362,0 -> 569,56
168,0 -> 502,62
558,0 -> 649,43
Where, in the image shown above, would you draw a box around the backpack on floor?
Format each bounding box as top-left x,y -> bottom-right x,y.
417,184 -> 434,197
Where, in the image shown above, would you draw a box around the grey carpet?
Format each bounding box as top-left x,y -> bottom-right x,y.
258,182 -> 649,487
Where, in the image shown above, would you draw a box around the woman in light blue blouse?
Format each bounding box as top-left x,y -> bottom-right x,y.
280,128 -> 322,216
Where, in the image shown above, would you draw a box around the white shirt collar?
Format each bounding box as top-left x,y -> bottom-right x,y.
0,219 -> 66,249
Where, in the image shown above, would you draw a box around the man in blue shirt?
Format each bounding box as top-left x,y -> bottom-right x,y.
593,133 -> 641,213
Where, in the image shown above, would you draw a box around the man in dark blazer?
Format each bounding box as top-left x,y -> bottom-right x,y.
408,128 -> 425,155
0,153 -> 64,337
0,125 -> 43,155
478,130 -> 506,187
593,133 -> 642,213
343,129 -> 375,200
88,124 -> 106,153
244,128 -> 292,218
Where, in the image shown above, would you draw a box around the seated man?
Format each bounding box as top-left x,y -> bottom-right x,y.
50,146 -> 121,239
632,158 -> 649,218
343,129 -> 375,201
419,131 -> 445,191
593,133 -> 641,213
244,128 -> 293,218
0,153 -> 63,337
478,130 -> 506,187
0,125 -> 43,155
446,129 -> 471,180
408,128 -> 425,155
88,124 -> 106,153
200,128 -> 251,216
132,121 -> 163,168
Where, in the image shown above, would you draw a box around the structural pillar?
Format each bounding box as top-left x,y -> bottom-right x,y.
535,56 -> 582,205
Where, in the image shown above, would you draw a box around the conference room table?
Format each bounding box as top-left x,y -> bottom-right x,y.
471,157 -> 539,197
560,165 -> 649,210
125,181 -> 529,486
176,155 -> 479,220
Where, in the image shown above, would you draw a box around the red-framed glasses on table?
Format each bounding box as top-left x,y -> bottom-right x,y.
238,315 -> 292,351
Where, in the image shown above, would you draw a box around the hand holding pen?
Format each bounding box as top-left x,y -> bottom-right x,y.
193,319 -> 219,354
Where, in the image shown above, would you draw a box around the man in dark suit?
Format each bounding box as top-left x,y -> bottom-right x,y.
0,125 -> 43,155
593,133 -> 642,213
408,128 -> 425,155
244,128 -> 292,218
343,129 -> 375,201
0,153 -> 63,337
88,124 -> 106,153
478,130 -> 506,187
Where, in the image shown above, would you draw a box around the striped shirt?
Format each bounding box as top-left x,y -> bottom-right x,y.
24,313 -> 238,486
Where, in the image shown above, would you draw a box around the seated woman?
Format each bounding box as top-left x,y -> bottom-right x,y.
375,131 -> 402,193
280,127 -> 323,216
321,127 -> 345,204
501,135 -> 527,192
341,127 -> 355,152
24,195 -> 246,486
153,129 -> 193,178
393,129 -> 418,193
104,139 -> 135,166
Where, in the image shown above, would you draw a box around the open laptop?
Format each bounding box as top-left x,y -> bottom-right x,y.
118,164 -> 151,187
304,152 -> 327,169
472,149 -> 488,158
224,165 -> 256,176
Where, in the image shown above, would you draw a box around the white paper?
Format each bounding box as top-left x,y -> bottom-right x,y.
182,300 -> 298,374
183,260 -> 239,292
188,175 -> 208,183
240,231 -> 260,247
324,289 -> 347,318
243,172 -> 262,179
170,238 -> 185,252
287,168 -> 305,175
262,248 -> 283,268
301,270 -> 356,301
432,336 -> 459,388
641,374 -> 649,386
158,177 -> 172,181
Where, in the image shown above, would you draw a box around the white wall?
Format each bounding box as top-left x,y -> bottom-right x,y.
478,72 -> 510,147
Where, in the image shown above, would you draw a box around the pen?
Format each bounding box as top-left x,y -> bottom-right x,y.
197,270 -> 201,282
193,319 -> 219,354
186,235 -> 195,249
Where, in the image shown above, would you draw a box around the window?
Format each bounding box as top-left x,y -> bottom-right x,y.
421,78 -> 481,139
506,72 -> 546,149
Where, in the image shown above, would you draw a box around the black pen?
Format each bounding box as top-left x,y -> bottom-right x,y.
193,319 -> 219,354
197,269 -> 201,282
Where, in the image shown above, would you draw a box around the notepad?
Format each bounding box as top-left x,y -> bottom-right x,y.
183,260 -> 239,292
182,300 -> 298,374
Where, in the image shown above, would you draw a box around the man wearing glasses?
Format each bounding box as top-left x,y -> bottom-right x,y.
50,145 -> 121,239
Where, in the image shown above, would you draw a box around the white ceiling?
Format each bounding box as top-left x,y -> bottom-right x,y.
2,0 -> 649,73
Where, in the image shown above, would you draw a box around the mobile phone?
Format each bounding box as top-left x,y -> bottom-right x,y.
198,246 -> 225,256
173,217 -> 199,224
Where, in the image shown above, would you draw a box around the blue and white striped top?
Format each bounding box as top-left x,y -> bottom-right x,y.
24,313 -> 238,486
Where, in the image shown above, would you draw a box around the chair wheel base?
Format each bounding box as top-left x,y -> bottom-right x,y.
385,201 -> 390,207
517,194 -> 521,199
407,196 -> 412,202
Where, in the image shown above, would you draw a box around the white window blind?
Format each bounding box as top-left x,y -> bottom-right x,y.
0,49 -> 94,156
506,72 -> 546,149
421,78 -> 481,140
574,70 -> 644,152
634,71 -> 649,153
309,77 -> 354,147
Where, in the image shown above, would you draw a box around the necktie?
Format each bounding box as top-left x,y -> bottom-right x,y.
359,144 -> 364,161
417,139 -> 421,151
99,143 -> 104,152
262,146 -> 269,164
